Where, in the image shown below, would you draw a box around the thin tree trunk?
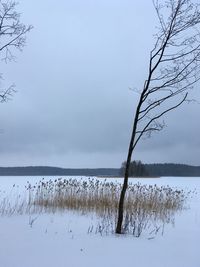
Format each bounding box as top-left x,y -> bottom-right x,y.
115,146 -> 132,234
116,96 -> 143,234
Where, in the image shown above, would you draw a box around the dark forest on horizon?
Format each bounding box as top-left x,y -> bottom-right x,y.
0,163 -> 200,177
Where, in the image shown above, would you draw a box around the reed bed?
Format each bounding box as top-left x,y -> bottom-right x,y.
26,177 -> 190,236
0,178 -> 191,236
0,186 -> 29,216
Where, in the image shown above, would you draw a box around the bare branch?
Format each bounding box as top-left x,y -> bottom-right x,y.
133,93 -> 188,151
0,84 -> 16,102
0,0 -> 32,102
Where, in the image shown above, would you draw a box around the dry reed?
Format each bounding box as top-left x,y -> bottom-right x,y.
29,178 -> 189,236
0,178 -> 191,236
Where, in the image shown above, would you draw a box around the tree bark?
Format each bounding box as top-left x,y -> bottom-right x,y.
116,93 -> 143,234
115,147 -> 132,234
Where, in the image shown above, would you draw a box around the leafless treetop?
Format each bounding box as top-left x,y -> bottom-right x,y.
0,0 -> 32,102
134,0 -> 200,147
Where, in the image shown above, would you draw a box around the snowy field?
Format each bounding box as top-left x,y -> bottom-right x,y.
0,176 -> 200,267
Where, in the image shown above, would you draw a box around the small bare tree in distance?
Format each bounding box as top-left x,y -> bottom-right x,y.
0,0 -> 32,102
116,0 -> 200,234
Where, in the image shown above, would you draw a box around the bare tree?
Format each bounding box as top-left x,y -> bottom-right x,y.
0,0 -> 32,102
116,0 -> 200,234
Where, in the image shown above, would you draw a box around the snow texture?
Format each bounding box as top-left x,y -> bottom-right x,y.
0,176 -> 200,267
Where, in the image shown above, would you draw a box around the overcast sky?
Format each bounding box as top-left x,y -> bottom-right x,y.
0,0 -> 200,168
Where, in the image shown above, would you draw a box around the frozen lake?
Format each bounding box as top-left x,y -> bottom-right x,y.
0,176 -> 200,267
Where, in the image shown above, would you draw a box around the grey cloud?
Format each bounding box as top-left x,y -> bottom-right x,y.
0,0 -> 200,167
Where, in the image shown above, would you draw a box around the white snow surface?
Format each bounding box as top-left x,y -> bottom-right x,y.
0,176 -> 200,267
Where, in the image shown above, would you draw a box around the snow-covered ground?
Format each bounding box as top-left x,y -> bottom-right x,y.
0,176 -> 200,267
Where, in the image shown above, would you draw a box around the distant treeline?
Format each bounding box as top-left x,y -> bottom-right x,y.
145,163 -> 200,177
0,166 -> 119,176
120,162 -> 200,177
0,164 -> 200,177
